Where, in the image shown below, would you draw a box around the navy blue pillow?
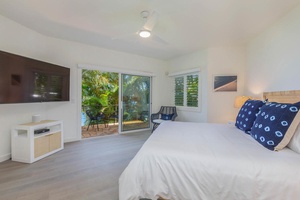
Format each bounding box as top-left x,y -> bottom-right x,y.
235,100 -> 265,133
161,114 -> 174,120
250,102 -> 300,151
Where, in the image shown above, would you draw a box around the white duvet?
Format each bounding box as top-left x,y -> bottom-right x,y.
119,121 -> 300,200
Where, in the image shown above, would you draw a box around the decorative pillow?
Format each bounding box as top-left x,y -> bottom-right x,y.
235,100 -> 265,133
161,114 -> 174,120
250,102 -> 300,151
287,123 -> 300,153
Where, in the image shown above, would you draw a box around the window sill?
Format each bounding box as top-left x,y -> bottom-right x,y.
177,107 -> 201,113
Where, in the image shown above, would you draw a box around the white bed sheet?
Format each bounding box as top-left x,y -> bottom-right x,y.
119,121 -> 300,200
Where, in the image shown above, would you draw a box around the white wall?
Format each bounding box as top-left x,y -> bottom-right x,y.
3,1 -> 299,162
167,50 -> 208,122
166,0 -> 300,125
0,15 -> 169,162
207,46 -> 246,123
168,47 -> 246,123
246,5 -> 300,97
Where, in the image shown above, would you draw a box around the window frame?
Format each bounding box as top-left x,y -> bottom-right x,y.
173,71 -> 201,112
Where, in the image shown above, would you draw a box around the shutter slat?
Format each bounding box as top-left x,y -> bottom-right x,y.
187,75 -> 198,107
174,74 -> 199,107
175,77 -> 184,106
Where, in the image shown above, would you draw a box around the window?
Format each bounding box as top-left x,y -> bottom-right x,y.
174,73 -> 199,109
186,74 -> 198,107
175,77 -> 184,106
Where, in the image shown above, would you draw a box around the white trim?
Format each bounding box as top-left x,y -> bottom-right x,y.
119,128 -> 151,134
64,137 -> 80,143
168,68 -> 200,77
0,153 -> 11,163
118,74 -> 122,134
177,106 -> 201,112
119,75 -> 152,134
183,75 -> 187,107
77,68 -> 83,140
173,71 -> 201,112
78,63 -> 156,77
78,65 -> 153,137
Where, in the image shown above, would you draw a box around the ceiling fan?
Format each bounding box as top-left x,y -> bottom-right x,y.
138,10 -> 157,38
113,10 -> 168,45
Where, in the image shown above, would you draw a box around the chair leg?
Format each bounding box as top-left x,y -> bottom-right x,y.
152,123 -> 159,133
87,121 -> 91,131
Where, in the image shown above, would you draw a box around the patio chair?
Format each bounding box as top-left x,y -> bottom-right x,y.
139,111 -> 149,122
151,106 -> 177,132
86,110 -> 104,131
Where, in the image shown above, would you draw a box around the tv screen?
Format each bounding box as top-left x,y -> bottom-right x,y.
0,50 -> 70,104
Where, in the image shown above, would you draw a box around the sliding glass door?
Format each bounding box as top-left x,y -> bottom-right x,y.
80,68 -> 152,138
121,74 -> 151,132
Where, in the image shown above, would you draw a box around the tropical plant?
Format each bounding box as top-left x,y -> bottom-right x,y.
122,75 -> 150,121
82,70 -> 119,124
82,70 -> 150,126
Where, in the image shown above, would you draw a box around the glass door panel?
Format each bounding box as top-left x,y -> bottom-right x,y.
121,74 -> 150,132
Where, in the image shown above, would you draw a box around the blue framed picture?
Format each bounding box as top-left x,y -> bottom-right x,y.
213,75 -> 237,92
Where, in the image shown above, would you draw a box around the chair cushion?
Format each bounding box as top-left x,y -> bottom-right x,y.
161,114 -> 174,120
153,119 -> 165,124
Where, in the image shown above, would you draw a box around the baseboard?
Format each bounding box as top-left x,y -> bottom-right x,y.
64,137 -> 80,143
0,153 -> 11,163
0,139 -> 80,162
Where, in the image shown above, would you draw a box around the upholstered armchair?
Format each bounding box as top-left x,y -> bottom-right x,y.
151,106 -> 177,132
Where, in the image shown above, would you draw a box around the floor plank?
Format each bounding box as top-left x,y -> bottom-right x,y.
0,131 -> 151,200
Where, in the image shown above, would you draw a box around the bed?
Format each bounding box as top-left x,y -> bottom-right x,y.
119,90 -> 300,200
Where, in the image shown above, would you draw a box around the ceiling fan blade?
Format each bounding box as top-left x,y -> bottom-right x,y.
142,10 -> 158,31
152,33 -> 169,45
111,32 -> 138,41
112,10 -> 167,46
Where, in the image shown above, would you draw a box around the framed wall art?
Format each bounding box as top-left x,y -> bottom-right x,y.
213,75 -> 237,92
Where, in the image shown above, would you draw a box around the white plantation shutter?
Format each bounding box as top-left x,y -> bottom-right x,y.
173,72 -> 200,109
175,77 -> 184,106
186,74 -> 198,107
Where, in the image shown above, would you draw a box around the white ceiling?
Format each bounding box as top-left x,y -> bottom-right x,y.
0,0 -> 300,60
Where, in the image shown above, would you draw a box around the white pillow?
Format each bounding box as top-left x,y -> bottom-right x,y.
288,123 -> 300,153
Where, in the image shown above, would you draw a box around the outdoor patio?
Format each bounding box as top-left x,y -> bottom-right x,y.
81,120 -> 149,139
82,124 -> 118,138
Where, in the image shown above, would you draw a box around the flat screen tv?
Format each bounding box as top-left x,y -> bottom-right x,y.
0,50 -> 70,104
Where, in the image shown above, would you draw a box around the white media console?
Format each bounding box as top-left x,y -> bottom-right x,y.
11,120 -> 64,163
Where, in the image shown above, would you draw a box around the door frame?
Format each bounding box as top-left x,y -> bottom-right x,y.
77,64 -> 155,140
118,74 -> 152,134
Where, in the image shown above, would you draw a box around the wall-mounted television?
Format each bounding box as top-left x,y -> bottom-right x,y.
0,50 -> 70,104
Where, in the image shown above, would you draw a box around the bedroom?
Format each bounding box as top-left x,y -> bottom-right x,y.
1,0 -> 300,199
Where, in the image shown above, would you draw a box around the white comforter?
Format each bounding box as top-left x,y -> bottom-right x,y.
119,121 -> 300,200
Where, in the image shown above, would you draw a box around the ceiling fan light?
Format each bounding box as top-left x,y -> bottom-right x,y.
139,30 -> 151,38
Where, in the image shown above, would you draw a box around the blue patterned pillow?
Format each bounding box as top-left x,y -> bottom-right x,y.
250,102 -> 300,151
161,114 -> 174,120
235,100 -> 265,133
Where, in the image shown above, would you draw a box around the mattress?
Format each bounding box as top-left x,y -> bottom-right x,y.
119,121 -> 300,200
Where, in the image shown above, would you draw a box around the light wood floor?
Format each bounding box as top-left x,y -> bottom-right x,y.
0,131 -> 152,200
